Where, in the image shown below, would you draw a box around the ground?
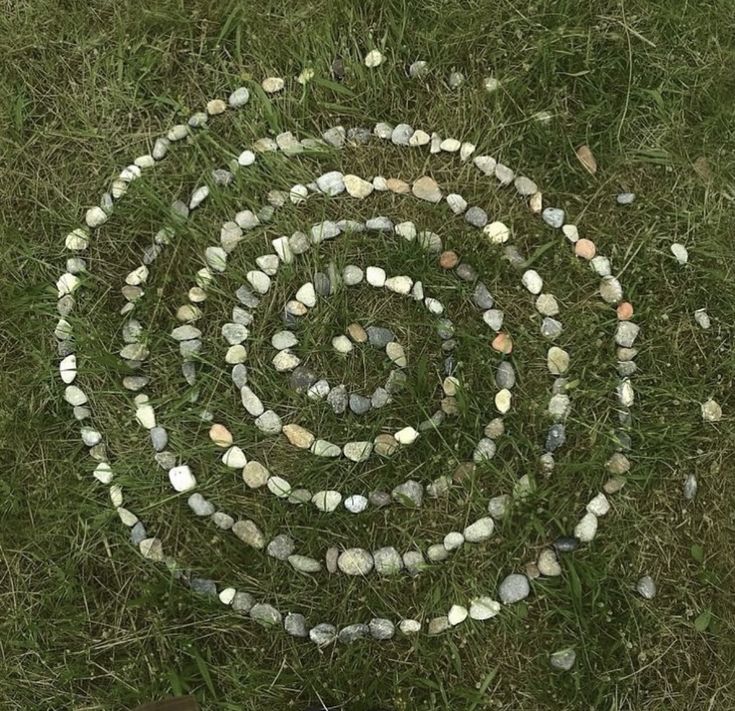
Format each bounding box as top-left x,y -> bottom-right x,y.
1,1 -> 735,709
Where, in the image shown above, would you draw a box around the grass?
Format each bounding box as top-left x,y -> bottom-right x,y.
2,0 -> 735,709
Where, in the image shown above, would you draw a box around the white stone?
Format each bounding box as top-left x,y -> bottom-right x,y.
574,512 -> 598,542
446,193 -> 468,214
272,236 -> 293,263
495,389 -> 512,414
547,347 -> 570,375
312,490 -> 342,512
169,465 -> 196,492
671,243 -> 689,265
343,174 -> 373,199
344,494 -> 369,513
384,275 -> 413,294
295,282 -> 316,307
586,492 -> 610,516
443,532 -> 464,551
332,335 -> 353,354
56,273 -> 80,296
85,206 -> 109,228
240,386 -> 264,416
409,130 -> 431,146
222,446 -> 247,468
473,155 -> 497,175
237,149 -> 256,166
469,597 -> 501,620
267,476 -> 291,498
366,266 -> 386,287
562,224 -> 579,242
394,427 -> 419,445
135,404 -> 156,429
440,138 -> 461,152
447,605 -> 468,626
424,297 -> 443,315
395,221 -> 417,240
272,350 -> 301,372
484,221 -> 510,244
618,379 -> 634,407
189,185 -> 209,209
262,76 -> 285,93
219,587 -> 237,605
364,49 -> 385,67
59,354 -> 77,384
522,269 -> 543,294
315,171 -> 345,196
64,385 -> 87,406
463,517 -> 495,542
246,270 -> 271,294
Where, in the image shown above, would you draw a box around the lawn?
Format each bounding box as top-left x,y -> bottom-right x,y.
1,1 -> 734,709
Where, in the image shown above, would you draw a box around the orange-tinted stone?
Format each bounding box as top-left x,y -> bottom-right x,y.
439,250 -> 459,269
491,332 -> 513,354
574,238 -> 596,260
616,302 -> 634,320
209,423 -> 233,447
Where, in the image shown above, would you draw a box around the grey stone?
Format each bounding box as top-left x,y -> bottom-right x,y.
392,480 -> 423,507
327,384 -> 348,414
385,370 -> 407,394
288,554 -> 322,574
271,330 -> 298,350
541,318 -> 564,339
250,603 -> 282,626
255,410 -> 282,435
554,537 -> 579,553
371,387 -> 391,409
391,123 -> 414,145
683,473 -> 698,500
496,361 -> 516,389
373,547 -> 403,575
402,550 -> 426,576
473,438 -> 497,463
616,321 -> 640,348
616,192 -> 635,205
231,364 -> 248,388
365,216 -> 393,231
339,623 -> 369,644
189,578 -> 217,597
284,612 -> 309,637
187,493 -> 214,517
369,618 -> 395,640
542,207 -> 565,228
636,575 -> 657,599
455,263 -> 477,281
487,495 -> 510,518
343,265 -> 364,285
313,272 -> 331,296
465,206 -> 488,227
150,426 -> 168,452
235,285 -> 260,308
498,573 -> 530,604
550,648 -> 577,671
349,393 -> 371,415
366,326 -> 395,348
232,592 -> 254,612
369,490 -> 391,508
347,127 -> 371,144
267,534 -> 295,560
130,521 -> 147,545
545,424 -> 566,452
289,366 -> 317,393
472,282 -> 494,309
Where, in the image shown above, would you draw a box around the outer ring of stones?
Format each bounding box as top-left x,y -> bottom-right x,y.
56,74 -> 638,643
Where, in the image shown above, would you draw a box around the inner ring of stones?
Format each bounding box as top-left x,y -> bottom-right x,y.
230,263 -> 460,461
273,318 -> 412,412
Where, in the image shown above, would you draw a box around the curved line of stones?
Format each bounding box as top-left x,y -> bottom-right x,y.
55,78 -> 639,642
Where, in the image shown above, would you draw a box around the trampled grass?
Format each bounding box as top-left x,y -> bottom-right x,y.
1,1 -> 734,709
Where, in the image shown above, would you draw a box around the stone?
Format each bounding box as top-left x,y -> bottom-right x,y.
600,276 -> 623,304
469,597 -> 501,620
315,171 -> 345,197
289,366 -> 317,393
343,441 -> 373,462
701,398 -> 722,422
463,517 -> 494,542
307,380 -> 330,401
537,548 -> 562,576
289,554 -> 322,574
542,207 -> 565,228
338,624 -> 369,644
547,346 -> 570,375
465,206 -> 488,227
427,544 -> 449,562
349,394 -> 371,415
448,71 -> 464,88
267,534 -> 295,560
473,282 -> 494,309
412,176 -> 442,203
443,532 -> 464,551
617,192 -> 636,205
394,427 -> 419,445
374,434 -> 399,457
240,386 -> 264,416
473,438 -> 497,463
386,342 -> 407,367
392,480 -> 423,507
232,520 -> 265,548
403,550 -> 426,576
168,465 -> 195,492
522,269 -> 543,294
271,331 -> 298,351
343,265 -> 363,285
261,76 -> 284,93
428,616 -> 451,636
326,385 -> 348,414
541,318 -> 563,339
284,613 -> 309,638
495,388 -> 512,413
587,493 -> 610,516
369,618 -> 395,640
242,461 -> 269,488
364,49 -> 384,67
574,512 -> 598,542
231,592 -> 254,613
545,424 -> 566,452
447,605 -> 468,626
498,573 -> 530,604
636,575 -> 657,599
694,308 -> 711,329
344,494 -> 368,513
251,603 -> 282,627
366,266 -> 386,287
338,548 -> 373,576
312,490 -> 342,511
267,476 -> 291,498
366,326 -> 394,348
332,335 -> 353,354
385,275 -> 413,294
616,321 -> 640,348
671,242 -> 689,265
550,648 -> 576,671
483,308 -> 504,331
683,473 -> 698,500
373,547 -> 403,575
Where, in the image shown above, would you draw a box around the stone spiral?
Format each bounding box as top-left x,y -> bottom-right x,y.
54,71 -> 639,645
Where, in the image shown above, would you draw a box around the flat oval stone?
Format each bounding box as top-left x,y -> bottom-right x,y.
337,548 -> 374,576
498,573 -> 530,604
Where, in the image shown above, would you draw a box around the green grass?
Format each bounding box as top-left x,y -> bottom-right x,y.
2,0 -> 735,709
